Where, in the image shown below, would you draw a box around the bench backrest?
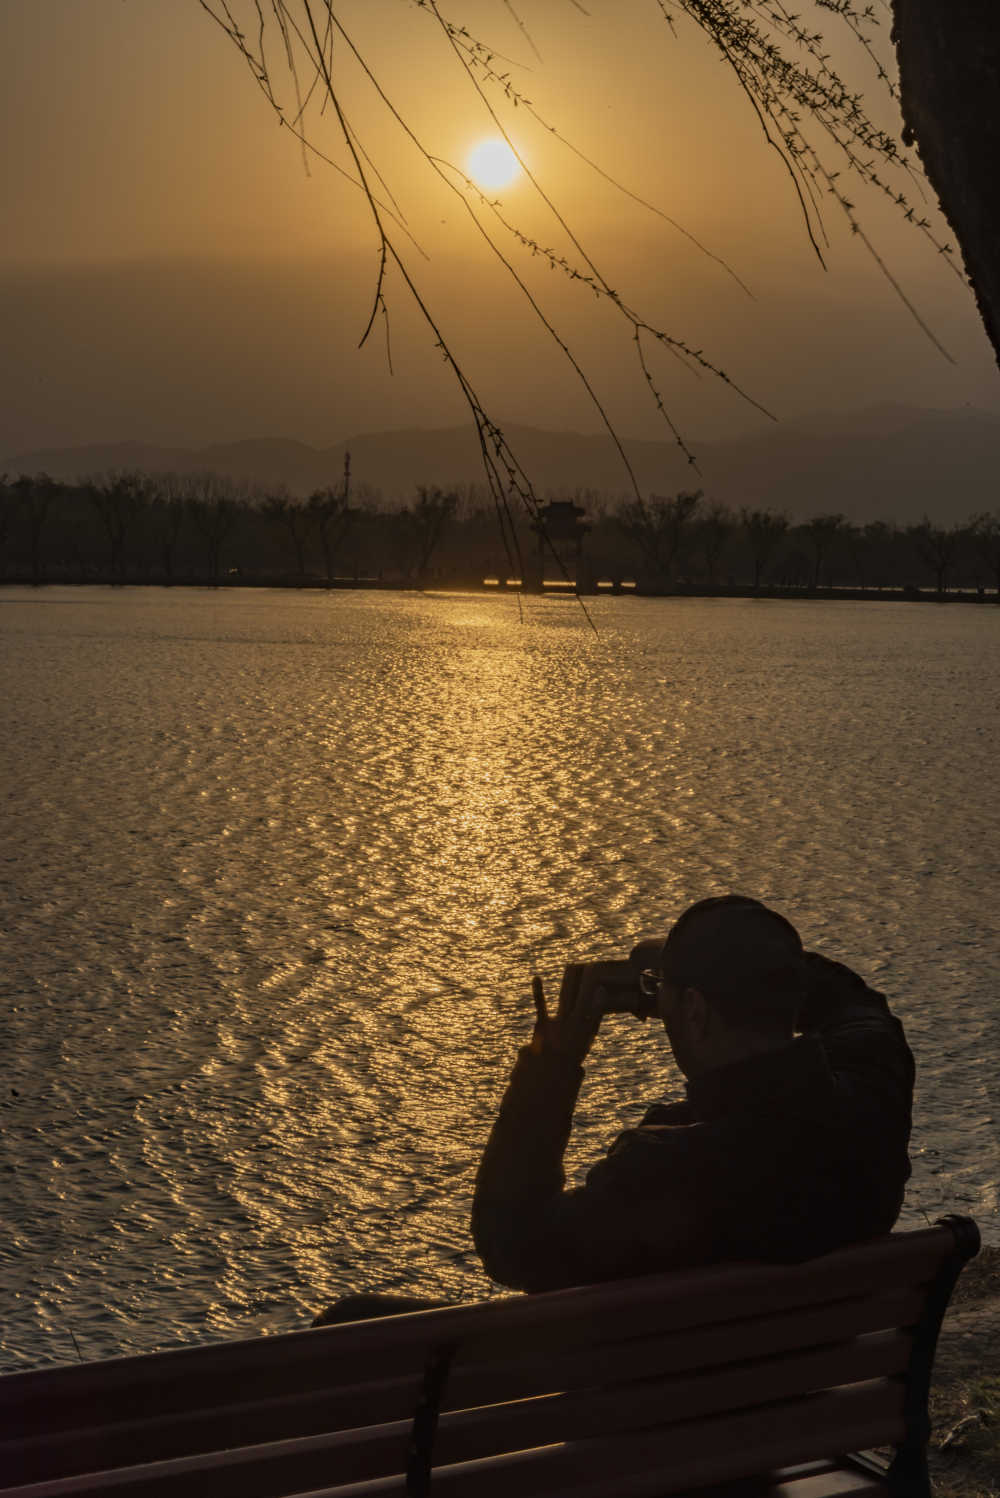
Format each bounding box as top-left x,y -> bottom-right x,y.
1,1217 -> 979,1498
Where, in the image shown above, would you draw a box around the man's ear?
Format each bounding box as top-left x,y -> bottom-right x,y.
682,986 -> 710,1040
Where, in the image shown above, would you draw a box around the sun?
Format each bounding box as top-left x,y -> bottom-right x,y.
466,138 -> 522,192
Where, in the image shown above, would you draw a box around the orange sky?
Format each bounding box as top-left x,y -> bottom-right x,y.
2,0 -> 998,461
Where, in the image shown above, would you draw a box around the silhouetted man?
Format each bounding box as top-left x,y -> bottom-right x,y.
472,895 -> 914,1292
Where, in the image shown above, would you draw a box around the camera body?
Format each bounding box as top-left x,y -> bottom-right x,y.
559,937 -> 665,1020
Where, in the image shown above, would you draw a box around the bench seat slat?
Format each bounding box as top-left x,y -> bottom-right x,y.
779,1479 -> 882,1498
769,1466 -> 886,1498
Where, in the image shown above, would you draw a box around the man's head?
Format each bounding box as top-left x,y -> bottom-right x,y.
654,895 -> 806,1078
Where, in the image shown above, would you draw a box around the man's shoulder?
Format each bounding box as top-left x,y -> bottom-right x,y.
589,1106 -> 725,1195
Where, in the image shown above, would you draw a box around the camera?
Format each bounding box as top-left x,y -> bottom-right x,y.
558,937 -> 666,1020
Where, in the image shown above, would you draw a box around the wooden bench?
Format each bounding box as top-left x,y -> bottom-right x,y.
1,1216 -> 979,1498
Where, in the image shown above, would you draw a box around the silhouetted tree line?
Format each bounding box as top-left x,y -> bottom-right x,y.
1,469 -> 999,598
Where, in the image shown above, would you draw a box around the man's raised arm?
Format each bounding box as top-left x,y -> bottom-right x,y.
472,973 -> 703,1292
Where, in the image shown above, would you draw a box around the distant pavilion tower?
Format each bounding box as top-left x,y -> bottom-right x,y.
528,499 -> 591,590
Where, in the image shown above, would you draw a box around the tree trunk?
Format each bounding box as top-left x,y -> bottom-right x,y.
320,532 -> 333,585
893,1 -> 1000,368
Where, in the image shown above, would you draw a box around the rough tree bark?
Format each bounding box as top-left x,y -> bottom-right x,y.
893,1 -> 1000,369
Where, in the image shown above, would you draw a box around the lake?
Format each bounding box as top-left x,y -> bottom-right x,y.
1,586 -> 997,1371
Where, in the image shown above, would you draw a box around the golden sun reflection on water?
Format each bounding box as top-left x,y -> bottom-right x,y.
3,590 -> 998,1367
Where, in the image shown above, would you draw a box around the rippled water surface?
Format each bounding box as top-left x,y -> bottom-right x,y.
1,586 -> 998,1370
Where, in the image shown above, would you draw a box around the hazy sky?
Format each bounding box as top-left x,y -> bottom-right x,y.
3,0 -> 999,465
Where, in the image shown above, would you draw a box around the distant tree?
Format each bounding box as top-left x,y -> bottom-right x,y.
801,513 -> 847,590
13,473 -> 58,586
740,508 -> 789,592
854,521 -> 902,592
261,490 -> 312,580
843,520 -> 894,592
87,470 -> 149,582
399,486 -> 459,584
907,516 -> 964,594
968,511 -> 1000,596
188,474 -> 241,585
147,473 -> 188,583
693,502 -> 735,585
308,487 -> 357,584
618,490 -> 702,590
308,451 -> 357,585
775,545 -> 810,591
0,474 -> 12,579
841,523 -> 865,590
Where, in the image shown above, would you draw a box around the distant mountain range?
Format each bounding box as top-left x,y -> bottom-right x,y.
5,404 -> 999,524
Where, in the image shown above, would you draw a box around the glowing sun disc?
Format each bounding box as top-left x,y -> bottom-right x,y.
467,138 -> 522,191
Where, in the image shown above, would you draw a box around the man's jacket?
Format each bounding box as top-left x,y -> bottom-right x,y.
472,953 -> 915,1292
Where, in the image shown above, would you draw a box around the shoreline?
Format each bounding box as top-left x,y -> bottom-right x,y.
2,577 -> 998,604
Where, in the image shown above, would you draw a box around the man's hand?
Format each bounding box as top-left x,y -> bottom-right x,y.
530,968 -> 606,1064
